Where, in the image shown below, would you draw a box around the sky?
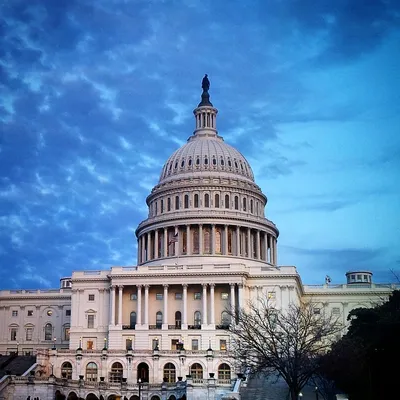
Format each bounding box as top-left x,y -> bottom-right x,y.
1,0 -> 399,289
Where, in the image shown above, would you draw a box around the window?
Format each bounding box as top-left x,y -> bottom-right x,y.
194,194 -> 199,208
130,293 -> 137,300
215,193 -> 220,208
161,199 -> 164,213
204,193 -> 210,207
44,323 -> 52,340
250,199 -> 253,213
218,363 -> 231,380
194,292 -> 201,300
363,274 -> 368,282
156,293 -> 163,300
87,340 -> 94,350
194,311 -> 202,326
192,228 -> 199,254
175,195 -> 180,210
156,311 -> 163,328
313,308 -> 321,315
152,338 -> 160,350
110,362 -> 123,383
234,196 -> 239,210
184,194 -> 189,209
243,198 -> 247,211
175,311 -> 182,329
66,309 -> 71,316
190,363 -> 203,379
86,362 -> 98,382
126,338 -> 133,350
351,274 -> 355,280
47,310 -> 53,316
163,362 -> 176,383
175,293 -> 182,300
27,310 -> 33,317
26,327 -> 33,341
88,294 -> 95,301
171,339 -> 180,350
221,293 -> 229,300
332,307 -> 340,315
64,325 -> 70,341
225,194 -> 229,209
61,362 -> 72,379
88,314 -> 95,328
221,311 -> 230,326
191,339 -> 199,351
203,228 -> 211,254
220,339 -> 227,351
12,310 -> 18,317
10,328 -> 17,341
130,312 -> 137,328
167,197 -> 171,211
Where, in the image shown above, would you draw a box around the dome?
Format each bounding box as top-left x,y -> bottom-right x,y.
159,135 -> 255,183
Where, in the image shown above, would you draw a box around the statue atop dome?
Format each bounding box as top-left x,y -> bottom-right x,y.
202,74 -> 210,92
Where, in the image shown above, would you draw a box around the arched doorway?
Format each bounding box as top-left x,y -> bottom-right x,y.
150,396 -> 160,400
86,394 -> 99,400
129,396 -> 139,400
67,392 -> 78,400
55,390 -> 66,400
137,362 -> 149,383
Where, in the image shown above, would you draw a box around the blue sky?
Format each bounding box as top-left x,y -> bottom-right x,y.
1,0 -> 399,289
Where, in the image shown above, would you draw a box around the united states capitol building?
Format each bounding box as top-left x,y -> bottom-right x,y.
0,78 -> 397,400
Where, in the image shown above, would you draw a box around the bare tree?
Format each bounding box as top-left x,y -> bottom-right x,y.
227,299 -> 343,400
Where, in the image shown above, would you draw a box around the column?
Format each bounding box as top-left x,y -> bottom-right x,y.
154,229 -> 159,259
144,285 -> 149,326
138,237 -> 141,264
210,284 -> 215,326
141,236 -> 146,264
211,224 -> 216,255
164,228 -> 168,257
147,232 -> 151,260
182,284 -> 188,329
224,225 -> 228,255
199,224 -> 203,254
247,228 -> 251,258
186,225 -> 191,255
202,284 -> 208,326
110,286 -> 116,326
230,283 -> 236,316
256,230 -> 261,260
174,227 -> 179,256
238,284 -> 244,310
118,286 -> 123,326
137,285 -> 142,325
274,238 -> 278,265
163,284 -> 169,329
236,226 -> 240,256
269,235 -> 273,264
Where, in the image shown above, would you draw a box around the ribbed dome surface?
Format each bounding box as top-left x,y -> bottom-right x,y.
159,135 -> 255,183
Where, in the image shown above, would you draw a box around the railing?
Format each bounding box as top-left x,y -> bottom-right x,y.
188,325 -> 202,330
149,325 -> 162,330
216,324 -> 230,330
192,378 -> 204,384
218,379 -> 233,385
122,325 -> 135,330
168,325 -> 182,330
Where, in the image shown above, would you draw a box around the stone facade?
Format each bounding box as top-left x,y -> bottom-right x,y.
0,83 -> 397,400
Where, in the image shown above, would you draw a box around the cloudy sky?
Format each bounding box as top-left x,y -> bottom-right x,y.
1,0 -> 399,289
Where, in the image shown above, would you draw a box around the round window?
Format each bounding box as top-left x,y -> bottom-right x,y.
47,310 -> 53,316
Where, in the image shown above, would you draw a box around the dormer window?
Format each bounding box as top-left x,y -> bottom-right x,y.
181,159 -> 185,167
204,157 -> 208,165
188,158 -> 192,167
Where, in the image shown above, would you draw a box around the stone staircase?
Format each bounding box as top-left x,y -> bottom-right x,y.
240,375 -> 290,400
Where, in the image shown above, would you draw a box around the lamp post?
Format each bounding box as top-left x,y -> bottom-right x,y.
16,341 -> 19,355
315,386 -> 319,400
138,378 -> 142,400
53,337 -> 57,350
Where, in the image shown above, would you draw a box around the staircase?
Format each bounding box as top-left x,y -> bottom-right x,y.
240,375 -> 290,400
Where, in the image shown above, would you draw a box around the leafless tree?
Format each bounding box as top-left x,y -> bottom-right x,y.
227,299 -> 343,400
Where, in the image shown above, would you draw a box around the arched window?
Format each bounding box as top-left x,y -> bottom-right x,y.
184,194 -> 189,209
63,323 -> 70,341
156,311 -> 163,329
194,311 -> 201,327
215,229 -> 222,254
163,362 -> 176,383
228,228 -> 233,254
190,363 -> 203,380
175,311 -> 182,329
44,323 -> 52,341
234,196 -> 239,210
155,201 -> 158,215
204,193 -> 210,208
175,196 -> 180,210
167,198 -> 171,212
61,362 -> 72,379
130,312 -> 137,329
110,362 -> 123,383
161,199 -> 164,213
85,362 -> 98,382
194,194 -> 199,208
225,194 -> 229,209
250,199 -> 253,214
243,198 -> 247,212
215,193 -> 220,208
221,311 -> 230,327
218,363 -> 231,381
